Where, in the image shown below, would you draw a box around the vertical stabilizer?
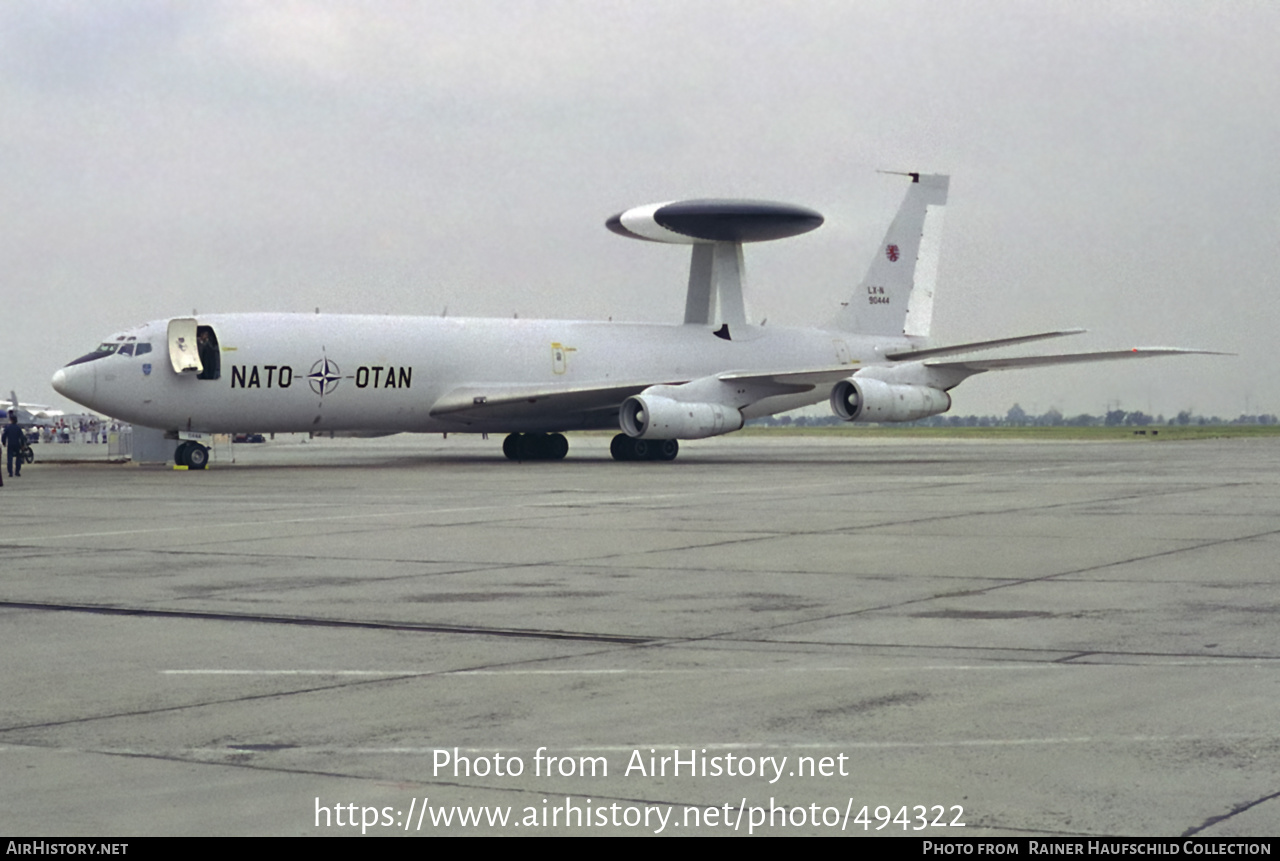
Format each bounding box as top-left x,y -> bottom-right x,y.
832,173 -> 949,337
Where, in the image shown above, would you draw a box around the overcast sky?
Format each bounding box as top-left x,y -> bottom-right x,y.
3,1 -> 1276,418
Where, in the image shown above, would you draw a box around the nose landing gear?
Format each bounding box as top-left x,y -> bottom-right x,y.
174,440 -> 210,469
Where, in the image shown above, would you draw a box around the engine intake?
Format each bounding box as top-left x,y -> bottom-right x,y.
620,395 -> 744,440
830,378 -> 951,423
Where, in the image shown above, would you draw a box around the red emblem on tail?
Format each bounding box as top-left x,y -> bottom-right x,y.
885,244 -> 900,262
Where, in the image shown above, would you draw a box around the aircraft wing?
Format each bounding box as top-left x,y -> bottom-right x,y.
427,349 -> 1222,429
885,329 -> 1085,361
430,365 -> 860,426
926,347 -> 1229,373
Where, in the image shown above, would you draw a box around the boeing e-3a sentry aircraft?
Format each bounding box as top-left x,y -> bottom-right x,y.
52,174 -> 1210,468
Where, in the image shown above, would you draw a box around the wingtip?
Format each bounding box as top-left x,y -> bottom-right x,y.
1131,347 -> 1234,356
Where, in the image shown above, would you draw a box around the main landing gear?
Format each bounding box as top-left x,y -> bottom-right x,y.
174,440 -> 209,470
610,434 -> 678,462
502,433 -> 569,461
500,433 -> 680,462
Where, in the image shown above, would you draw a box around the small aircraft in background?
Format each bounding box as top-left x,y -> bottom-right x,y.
5,390 -> 65,426
51,173 -> 1213,468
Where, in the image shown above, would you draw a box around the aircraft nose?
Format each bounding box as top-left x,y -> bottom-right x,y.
52,363 -> 96,407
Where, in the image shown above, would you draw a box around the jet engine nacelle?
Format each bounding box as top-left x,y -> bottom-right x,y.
620,395 -> 745,440
830,377 -> 951,423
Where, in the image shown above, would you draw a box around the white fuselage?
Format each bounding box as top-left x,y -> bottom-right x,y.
49,176 -> 1207,451
53,314 -> 911,435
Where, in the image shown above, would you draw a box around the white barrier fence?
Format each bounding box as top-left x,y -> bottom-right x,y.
30,430 -> 132,463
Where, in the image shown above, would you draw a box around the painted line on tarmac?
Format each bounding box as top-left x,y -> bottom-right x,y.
162,661 -> 1266,676
54,732 -> 1275,759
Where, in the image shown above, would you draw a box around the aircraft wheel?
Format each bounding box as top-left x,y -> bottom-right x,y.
185,443 -> 209,470
610,435 -> 677,462
502,433 -> 522,460
525,433 -> 547,459
174,441 -> 191,467
610,433 -> 633,461
549,433 -> 569,460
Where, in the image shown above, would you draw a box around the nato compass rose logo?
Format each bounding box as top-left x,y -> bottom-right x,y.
308,357 -> 342,396
885,244 -> 900,262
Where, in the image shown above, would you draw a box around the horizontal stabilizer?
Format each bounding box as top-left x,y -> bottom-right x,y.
928,347 -> 1230,373
887,329 -> 1086,361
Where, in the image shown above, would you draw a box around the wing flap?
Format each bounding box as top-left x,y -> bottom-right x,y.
715,365 -> 859,388
429,379 -> 681,424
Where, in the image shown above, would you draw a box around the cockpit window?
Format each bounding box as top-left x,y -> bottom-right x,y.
66,342 -> 120,366
135,342 -> 152,355
119,343 -> 135,356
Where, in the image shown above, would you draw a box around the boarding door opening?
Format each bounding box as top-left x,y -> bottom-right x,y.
167,318 -> 221,380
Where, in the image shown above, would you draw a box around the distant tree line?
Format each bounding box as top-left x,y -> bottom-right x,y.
749,406 -> 1279,428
